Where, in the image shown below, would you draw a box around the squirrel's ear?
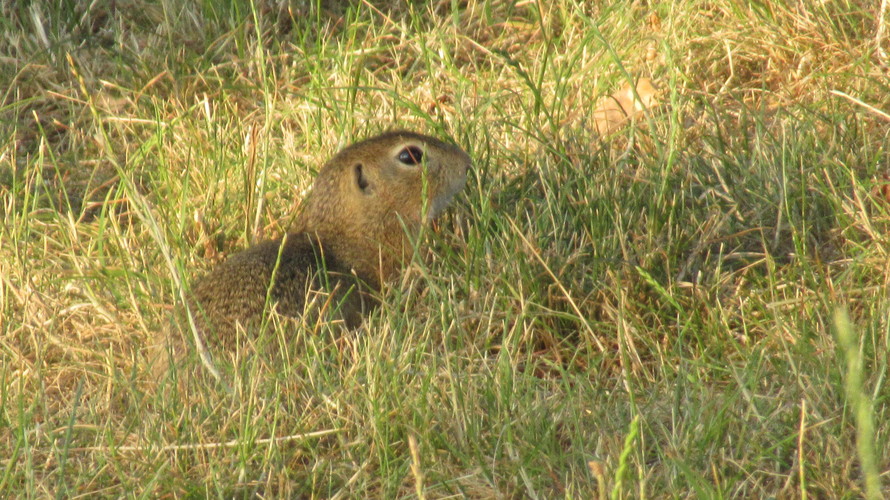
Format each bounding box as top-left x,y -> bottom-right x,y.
354,163 -> 372,194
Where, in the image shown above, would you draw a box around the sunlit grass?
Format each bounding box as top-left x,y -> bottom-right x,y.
1,0 -> 888,497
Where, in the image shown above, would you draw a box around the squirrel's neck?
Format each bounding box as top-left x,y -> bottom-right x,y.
293,218 -> 412,291
292,184 -> 422,289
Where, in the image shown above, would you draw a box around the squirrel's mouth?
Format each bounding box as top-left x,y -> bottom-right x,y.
425,168 -> 469,222
426,191 -> 461,222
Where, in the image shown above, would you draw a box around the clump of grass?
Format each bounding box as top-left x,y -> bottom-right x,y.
1,0 -> 888,497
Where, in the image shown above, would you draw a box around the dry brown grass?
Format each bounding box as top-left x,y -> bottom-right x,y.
1,0 -> 888,497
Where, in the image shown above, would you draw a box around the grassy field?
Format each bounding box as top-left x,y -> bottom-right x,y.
2,0 -> 889,497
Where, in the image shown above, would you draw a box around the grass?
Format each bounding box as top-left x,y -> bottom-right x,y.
1,0 -> 889,497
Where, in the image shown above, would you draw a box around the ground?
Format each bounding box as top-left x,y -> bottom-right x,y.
1,0 -> 888,497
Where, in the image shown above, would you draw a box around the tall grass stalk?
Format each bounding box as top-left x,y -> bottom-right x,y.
834,309 -> 882,500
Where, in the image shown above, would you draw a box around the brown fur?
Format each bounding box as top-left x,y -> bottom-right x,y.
156,131 -> 470,372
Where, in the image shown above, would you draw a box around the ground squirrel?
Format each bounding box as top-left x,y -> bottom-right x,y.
161,131 -> 470,372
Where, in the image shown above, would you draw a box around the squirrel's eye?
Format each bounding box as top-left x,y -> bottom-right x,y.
397,146 -> 424,165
